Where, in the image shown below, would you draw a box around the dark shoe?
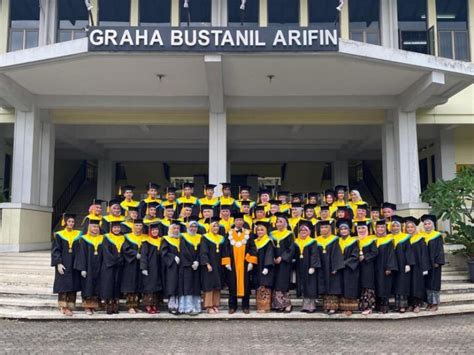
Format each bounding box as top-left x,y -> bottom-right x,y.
243,309 -> 250,314
228,308 -> 236,314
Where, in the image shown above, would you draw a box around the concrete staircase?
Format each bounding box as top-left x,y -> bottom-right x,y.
0,251 -> 473,320
54,182 -> 97,230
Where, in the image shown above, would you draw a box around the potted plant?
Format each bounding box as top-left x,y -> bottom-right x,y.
421,167 -> 474,282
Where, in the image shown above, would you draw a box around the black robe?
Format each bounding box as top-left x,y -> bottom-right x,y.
51,230 -> 82,294
270,230 -> 295,292
73,235 -> 103,298
200,234 -> 225,292
410,235 -> 431,299
120,234 -> 144,294
375,237 -> 398,298
359,238 -> 379,290
392,234 -> 416,296
252,237 -> 275,289
140,238 -> 163,294
160,236 -> 180,297
178,234 -> 201,296
120,221 -> 134,235
425,232 -> 445,291
158,219 -> 173,237
99,235 -> 124,300
341,237 -> 360,299
295,239 -> 321,298
222,234 -> 257,298
317,236 -> 345,296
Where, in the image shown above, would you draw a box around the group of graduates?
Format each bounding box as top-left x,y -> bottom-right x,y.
51,183 -> 445,317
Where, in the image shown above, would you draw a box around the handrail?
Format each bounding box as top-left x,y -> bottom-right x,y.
362,162 -> 383,206
51,161 -> 96,229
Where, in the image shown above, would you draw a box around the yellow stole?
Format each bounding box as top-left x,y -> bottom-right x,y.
120,199 -> 139,209
359,236 -> 376,250
143,196 -> 162,204
147,236 -> 162,249
219,196 -> 235,205
316,235 -> 338,253
82,234 -> 104,255
255,235 -> 271,250
199,197 -> 219,207
410,233 -> 424,244
391,233 -> 411,248
295,237 -> 315,258
164,235 -> 181,251
203,233 -> 225,253
105,234 -> 125,253
339,236 -> 358,253
219,218 -> 234,233
144,217 -> 160,225
182,233 -> 202,251
424,231 -> 442,244
56,229 -> 82,253
103,215 -> 124,223
270,230 -> 292,248
178,195 -> 198,204
244,214 -> 253,228
125,233 -> 146,248
376,235 -> 393,247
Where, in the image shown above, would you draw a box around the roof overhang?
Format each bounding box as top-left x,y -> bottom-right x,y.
0,38 -> 473,113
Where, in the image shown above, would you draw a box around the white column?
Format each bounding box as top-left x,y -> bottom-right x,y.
380,0 -> 398,49
435,127 -> 456,181
382,109 -> 423,206
39,0 -> 58,46
212,0 -> 227,26
208,112 -> 227,195
97,160 -> 115,201
332,161 -> 349,188
38,112 -> 55,207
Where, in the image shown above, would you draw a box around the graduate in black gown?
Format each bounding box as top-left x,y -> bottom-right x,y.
390,215 -> 415,313
252,221 -> 275,313
338,219 -> 360,316
120,206 -> 139,234
160,220 -> 182,314
159,204 -> 176,236
269,212 -> 295,313
405,216 -> 431,313
140,223 -> 163,314
200,217 -> 225,314
421,214 -> 445,311
51,213 -> 82,316
374,219 -> 398,313
294,220 -> 321,313
102,199 -> 125,234
100,221 -> 125,315
316,220 -> 345,314
81,199 -> 104,234
74,219 -> 103,315
138,182 -> 161,219
357,221 -> 379,315
178,220 -> 202,315
121,218 -> 147,314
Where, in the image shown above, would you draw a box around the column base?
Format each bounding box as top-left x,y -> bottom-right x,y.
0,203 -> 53,252
396,202 -> 431,218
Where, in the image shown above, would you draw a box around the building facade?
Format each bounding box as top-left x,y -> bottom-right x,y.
0,0 -> 473,252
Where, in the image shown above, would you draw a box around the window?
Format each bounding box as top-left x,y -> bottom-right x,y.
268,0 -> 299,26
57,0 -> 89,42
99,0 -> 131,26
349,0 -> 380,45
140,0 -> 171,26
228,0 -> 259,26
9,0 -> 40,51
180,0 -> 211,26
397,0 -> 431,54
308,0 -> 337,28
436,0 -> 470,61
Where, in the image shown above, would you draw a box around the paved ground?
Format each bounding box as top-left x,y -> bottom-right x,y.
0,315 -> 473,353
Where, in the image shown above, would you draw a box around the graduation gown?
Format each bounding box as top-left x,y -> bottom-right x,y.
424,231 -> 445,291
200,233 -> 225,292
158,218 -> 172,237
358,237 -> 378,290
81,215 -> 103,234
101,215 -> 125,234
295,238 -> 321,298
392,233 -> 416,296
138,197 -> 162,219
222,229 -> 257,298
120,233 -> 146,294
140,237 -> 163,294
74,234 -> 104,298
410,234 -> 431,299
178,233 -> 202,296
252,235 -> 275,289
120,220 -> 134,235
160,236 -> 181,298
375,236 -> 398,298
99,234 -> 125,300
270,230 -> 295,292
340,237 -> 360,299
316,235 -> 345,295
51,229 -> 82,294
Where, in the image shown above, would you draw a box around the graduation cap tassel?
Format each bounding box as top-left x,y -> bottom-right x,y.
334,0 -> 344,26
84,0 -> 95,27
240,0 -> 247,26
184,0 -> 191,27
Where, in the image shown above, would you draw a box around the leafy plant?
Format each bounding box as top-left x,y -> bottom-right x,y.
421,167 -> 474,259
